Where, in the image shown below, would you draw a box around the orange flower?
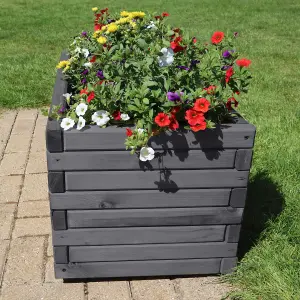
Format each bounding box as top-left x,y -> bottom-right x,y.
236,58 -> 252,67
185,109 -> 204,126
211,31 -> 224,44
193,98 -> 210,113
190,121 -> 207,132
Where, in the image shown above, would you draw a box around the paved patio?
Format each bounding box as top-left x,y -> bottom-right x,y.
0,109 -> 233,299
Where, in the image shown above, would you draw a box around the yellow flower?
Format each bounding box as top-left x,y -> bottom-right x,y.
92,7 -> 98,12
56,60 -> 70,69
130,11 -> 145,18
129,21 -> 137,28
93,30 -> 101,39
97,36 -> 107,44
107,23 -> 118,33
115,17 -> 130,25
120,11 -> 130,17
63,65 -> 70,72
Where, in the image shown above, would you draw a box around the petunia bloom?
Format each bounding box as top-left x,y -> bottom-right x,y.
158,47 -> 174,67
226,97 -> 239,110
77,116 -> 86,130
81,69 -> 89,75
121,113 -> 130,121
87,91 -> 95,103
60,118 -> 75,131
190,121 -> 206,132
176,65 -> 190,71
170,36 -> 185,53
167,92 -> 181,102
193,98 -> 210,113
225,67 -> 234,83
96,70 -> 104,79
139,147 -> 155,161
185,109 -> 205,126
162,12 -> 170,17
112,111 -> 121,121
236,58 -> 252,67
92,110 -> 110,126
169,116 -> 179,130
204,86 -> 216,94
222,50 -> 231,58
155,112 -> 171,127
126,128 -> 133,137
211,31 -> 224,44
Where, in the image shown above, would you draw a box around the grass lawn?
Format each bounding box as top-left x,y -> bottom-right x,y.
1,0 -> 300,298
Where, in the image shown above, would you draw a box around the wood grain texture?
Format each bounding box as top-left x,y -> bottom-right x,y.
220,257 -> 238,274
225,225 -> 242,243
52,210 -> 67,230
54,258 -> 221,278
65,169 -> 249,191
49,189 -> 230,209
69,242 -> 238,262
63,123 -> 256,151
235,149 -> 253,170
67,207 -> 243,228
52,226 -> 226,246
54,246 -> 68,263
230,188 -> 247,208
47,149 -> 236,171
48,172 -> 65,193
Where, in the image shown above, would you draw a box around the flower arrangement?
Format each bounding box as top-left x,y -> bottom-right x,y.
53,8 -> 252,161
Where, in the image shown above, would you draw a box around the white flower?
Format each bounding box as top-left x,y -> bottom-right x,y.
137,128 -> 144,134
84,62 -> 92,68
74,47 -> 81,53
146,21 -> 157,29
75,103 -> 88,116
121,113 -> 130,121
60,118 -> 75,131
139,147 -> 155,161
63,93 -> 72,101
92,110 -> 110,126
77,116 -> 86,130
158,47 -> 174,67
82,48 -> 89,58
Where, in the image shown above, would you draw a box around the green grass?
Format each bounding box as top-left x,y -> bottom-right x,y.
1,0 -> 300,298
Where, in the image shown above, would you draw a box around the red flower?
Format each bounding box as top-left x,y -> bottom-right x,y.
171,106 -> 181,115
169,116 -> 179,130
126,128 -> 133,137
112,111 -> 121,121
100,8 -> 108,14
225,67 -> 234,83
185,109 -> 205,126
154,15 -> 162,20
87,91 -> 95,103
94,24 -> 101,31
226,97 -> 239,110
236,58 -> 252,67
235,91 -> 240,95
80,88 -> 88,95
173,28 -> 181,33
192,37 -> 197,43
155,112 -> 171,127
204,85 -> 216,94
162,12 -> 170,17
193,98 -> 210,113
211,31 -> 224,44
190,121 -> 207,132
90,56 -> 97,63
170,37 -> 186,53
95,14 -> 102,22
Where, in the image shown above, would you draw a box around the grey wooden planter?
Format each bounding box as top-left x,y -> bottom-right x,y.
46,53 -> 256,279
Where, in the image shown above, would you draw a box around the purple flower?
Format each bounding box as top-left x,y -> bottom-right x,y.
81,78 -> 87,84
176,65 -> 190,71
81,31 -> 88,37
96,70 -> 104,79
234,32 -> 239,38
190,59 -> 200,67
221,65 -> 231,70
81,69 -> 89,75
167,92 -> 181,102
107,19 -> 115,24
58,106 -> 66,114
222,50 -> 231,58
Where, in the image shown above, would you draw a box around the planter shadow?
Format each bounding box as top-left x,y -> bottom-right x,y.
237,171 -> 285,259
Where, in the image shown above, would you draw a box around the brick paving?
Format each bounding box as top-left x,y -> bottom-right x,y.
0,109 -> 233,300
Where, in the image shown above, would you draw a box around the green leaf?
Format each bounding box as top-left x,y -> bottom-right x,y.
134,98 -> 140,107
143,81 -> 158,87
149,108 -> 154,119
167,30 -> 175,36
142,98 -> 149,105
128,105 -> 139,111
137,38 -> 148,49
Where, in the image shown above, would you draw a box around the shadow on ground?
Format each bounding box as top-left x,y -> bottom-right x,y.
238,171 -> 285,259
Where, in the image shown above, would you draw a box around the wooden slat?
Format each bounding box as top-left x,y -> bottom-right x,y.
220,257 -> 238,274
235,149 -> 253,170
67,207 -> 243,228
49,189 -> 230,209
65,169 -> 249,191
63,124 -> 256,151
47,149 -> 236,171
230,188 -> 247,208
54,246 -> 68,263
69,242 -> 237,262
52,226 -> 226,246
48,172 -> 65,193
225,225 -> 241,243
52,211 -> 67,230
55,258 -> 221,278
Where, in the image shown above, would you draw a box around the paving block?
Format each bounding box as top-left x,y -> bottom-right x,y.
0,175 -> 22,203
130,279 -> 177,300
0,152 -> 27,176
47,235 -> 53,256
45,256 -> 62,283
88,281 -> 131,300
12,217 -> 51,238
5,134 -> 31,153
0,240 -> 9,282
31,134 -> 46,152
175,277 -> 233,300
1,283 -> 84,299
2,236 -> 45,286
26,151 -> 47,174
20,173 -> 48,201
16,109 -> 38,119
0,203 -> 16,240
17,201 -> 49,218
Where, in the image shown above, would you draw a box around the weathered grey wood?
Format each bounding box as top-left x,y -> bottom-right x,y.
55,258 -> 221,278
52,226 -> 226,246
49,189 -> 230,209
63,123 -> 256,151
67,207 -> 243,228
47,149 -> 236,171
48,172 -> 65,193
54,246 -> 68,263
52,211 -> 67,230
225,225 -> 241,243
65,170 -> 249,191
230,188 -> 247,208
69,242 -> 238,262
235,149 -> 253,170
220,257 -> 238,274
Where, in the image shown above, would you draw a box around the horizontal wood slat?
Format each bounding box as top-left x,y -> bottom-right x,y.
52,226 -> 225,245
49,189 -> 230,209
55,258 -> 221,278
65,169 -> 249,190
47,149 -> 236,171
63,124 -> 255,151
67,207 -> 243,228
69,242 -> 238,262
